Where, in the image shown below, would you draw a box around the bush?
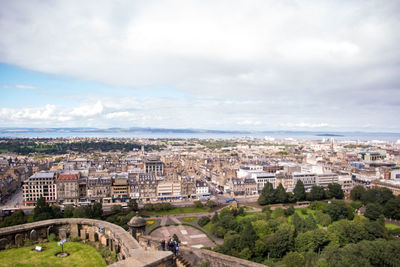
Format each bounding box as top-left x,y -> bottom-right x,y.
206,200 -> 217,208
199,216 -> 211,227
194,201 -> 203,208
144,203 -> 154,211
284,205 -> 295,216
301,208 -> 308,215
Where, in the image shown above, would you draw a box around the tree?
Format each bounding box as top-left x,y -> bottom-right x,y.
315,210 -> 331,226
282,252 -> 305,267
364,203 -> 382,221
239,222 -> 257,250
293,180 -> 306,201
0,210 -> 26,227
258,182 -> 275,205
63,205 -> 74,218
194,200 -> 203,208
91,202 -> 103,219
173,233 -> 180,243
304,214 -> 317,231
128,199 -> 138,212
198,216 -> 211,227
310,185 -> 326,201
292,213 -> 305,234
384,196 -> 400,220
33,196 -> 52,221
252,220 -> 271,239
324,200 -> 351,221
284,205 -> 295,216
206,200 -> 217,208
211,212 -> 219,223
275,183 -> 288,203
328,183 -> 344,199
350,185 -> 366,201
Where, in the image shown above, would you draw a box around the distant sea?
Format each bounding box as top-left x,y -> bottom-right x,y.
0,128 -> 399,142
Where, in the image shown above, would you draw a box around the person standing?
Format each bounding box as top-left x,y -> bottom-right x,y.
160,239 -> 166,251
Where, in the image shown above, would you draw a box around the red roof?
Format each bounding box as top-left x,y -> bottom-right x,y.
58,173 -> 79,181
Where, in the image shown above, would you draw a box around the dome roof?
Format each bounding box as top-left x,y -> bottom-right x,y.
128,216 -> 146,227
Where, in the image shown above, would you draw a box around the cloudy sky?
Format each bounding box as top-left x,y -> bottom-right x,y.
1,0 -> 399,132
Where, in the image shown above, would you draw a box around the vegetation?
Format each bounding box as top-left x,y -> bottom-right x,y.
198,216 -> 211,227
181,216 -> 197,223
0,138 -> 163,155
0,241 -> 106,267
144,206 -> 210,216
258,182 -> 344,206
206,198 -> 394,266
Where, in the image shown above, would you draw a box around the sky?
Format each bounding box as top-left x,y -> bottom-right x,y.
0,0 -> 400,132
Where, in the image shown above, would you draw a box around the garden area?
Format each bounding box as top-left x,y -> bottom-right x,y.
197,184 -> 400,267
0,241 -> 106,267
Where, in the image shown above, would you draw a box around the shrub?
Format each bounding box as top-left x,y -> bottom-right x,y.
194,201 -> 203,208
198,216 -> 211,227
206,200 -> 217,208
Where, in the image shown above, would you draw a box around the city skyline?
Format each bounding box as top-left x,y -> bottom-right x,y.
1,1 -> 400,132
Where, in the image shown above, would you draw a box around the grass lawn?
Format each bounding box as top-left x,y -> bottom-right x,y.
385,223 -> 400,230
181,216 -> 197,223
0,241 -> 106,267
146,219 -> 156,227
203,222 -> 213,233
147,206 -> 210,216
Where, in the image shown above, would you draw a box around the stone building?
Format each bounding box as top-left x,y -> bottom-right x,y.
144,156 -> 164,175
23,171 -> 58,206
56,171 -> 80,205
87,177 -> 112,203
180,176 -> 195,199
138,173 -> 157,202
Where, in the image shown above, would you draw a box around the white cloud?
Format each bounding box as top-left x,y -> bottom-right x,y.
279,122 -> 329,128
0,1 -> 399,131
15,84 -> 37,89
70,101 -> 103,117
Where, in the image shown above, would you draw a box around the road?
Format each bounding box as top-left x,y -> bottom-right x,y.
0,188 -> 23,208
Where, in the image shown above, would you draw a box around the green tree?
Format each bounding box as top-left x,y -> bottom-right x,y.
292,213 -> 305,234
0,210 -> 26,227
315,210 -> 331,226
350,185 -> 366,201
33,196 -> 52,221
275,183 -> 288,203
128,199 -> 138,212
63,205 -> 74,218
258,182 -> 275,205
194,200 -> 203,208
206,200 -> 217,208
310,185 -> 326,201
282,252 -> 305,267
252,220 -> 271,239
211,212 -> 219,223
239,222 -> 257,250
91,202 -> 103,219
198,216 -> 211,227
364,203 -> 382,221
324,200 -> 351,221
328,183 -> 344,199
304,214 -> 317,231
384,196 -> 400,220
293,180 -> 306,201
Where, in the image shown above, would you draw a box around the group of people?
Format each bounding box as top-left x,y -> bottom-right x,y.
160,237 -> 179,256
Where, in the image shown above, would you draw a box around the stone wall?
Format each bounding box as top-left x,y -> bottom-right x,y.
139,235 -> 267,267
0,218 -> 173,267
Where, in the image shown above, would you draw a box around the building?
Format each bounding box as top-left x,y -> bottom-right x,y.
317,173 -> 339,188
56,171 -> 80,205
275,173 -> 294,192
236,166 -> 263,179
157,180 -> 181,200
263,164 -> 284,173
180,176 -> 195,199
250,172 -> 276,193
228,178 -> 257,196
111,178 -> 130,202
292,172 -> 317,190
23,171 -> 58,206
195,181 -> 209,198
144,156 -> 164,175
87,177 -> 112,203
138,173 -> 157,202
